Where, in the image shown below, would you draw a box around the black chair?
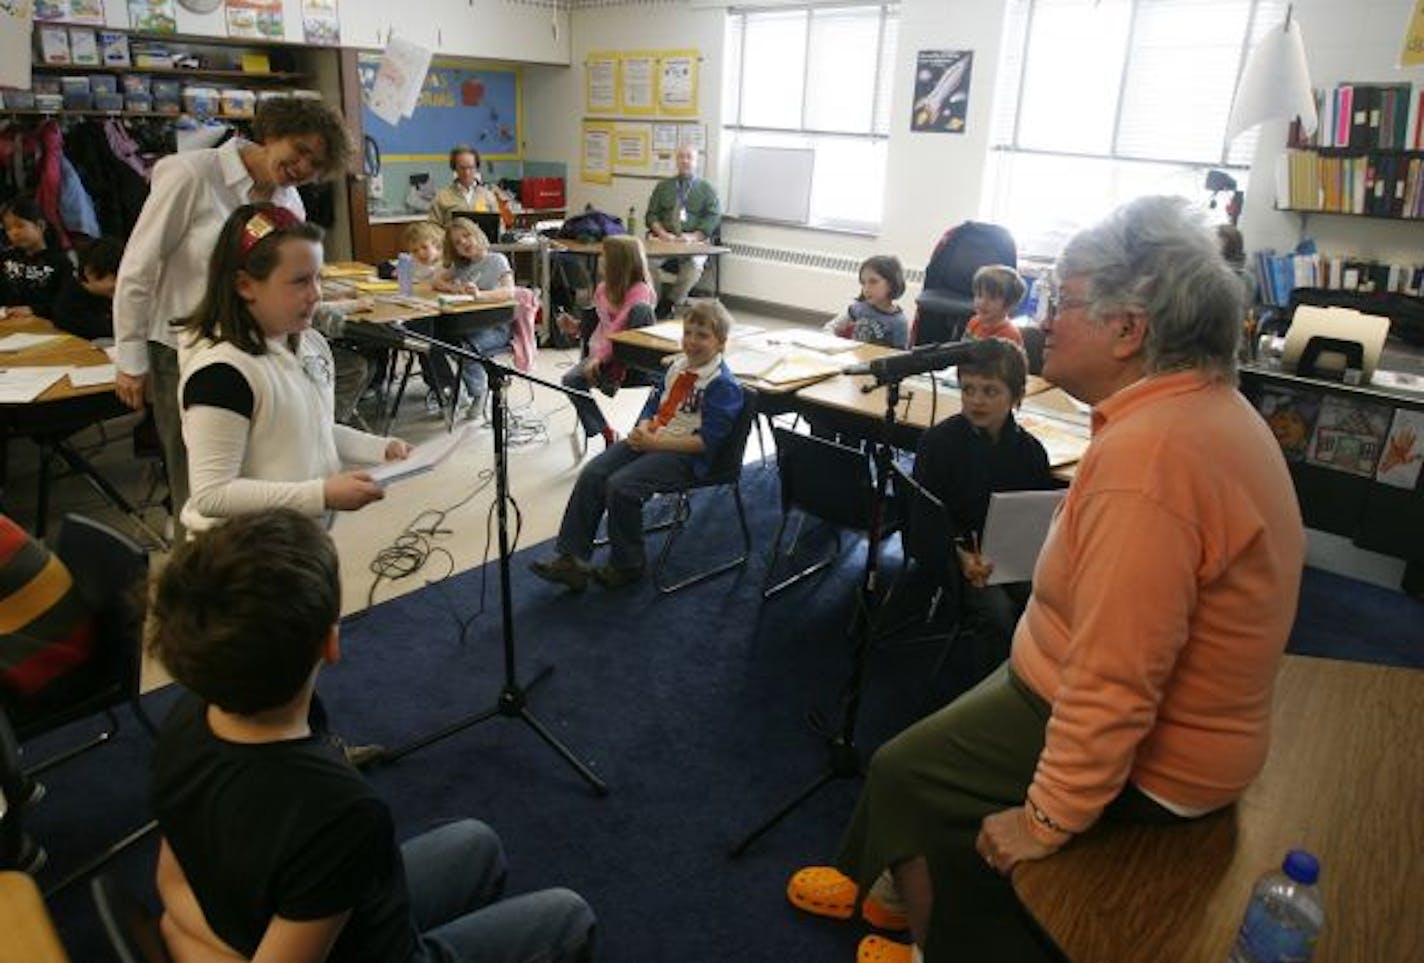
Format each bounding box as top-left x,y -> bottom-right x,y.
634,386 -> 758,595
914,221 -> 1018,345
762,427 -> 901,599
9,515 -> 156,771
1019,322 -> 1046,375
4,515 -> 159,896
92,874 -> 172,963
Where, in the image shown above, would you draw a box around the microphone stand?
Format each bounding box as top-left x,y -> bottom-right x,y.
730,368 -> 908,856
372,323 -> 609,796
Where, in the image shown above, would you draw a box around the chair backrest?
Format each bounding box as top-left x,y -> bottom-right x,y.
771,427 -> 878,531
1019,323 -> 1046,375
702,386 -> 758,482
91,874 -> 172,963
923,221 -> 1018,295
34,516 -> 149,731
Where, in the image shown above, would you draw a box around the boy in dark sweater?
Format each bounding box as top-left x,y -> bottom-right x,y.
0,198 -> 71,321
906,339 -> 1054,674
149,509 -> 595,963
51,236 -> 122,340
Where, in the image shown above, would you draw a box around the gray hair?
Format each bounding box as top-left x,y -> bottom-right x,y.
1056,195 -> 1244,380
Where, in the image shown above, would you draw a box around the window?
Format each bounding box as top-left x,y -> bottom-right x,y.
724,3 -> 899,232
986,0 -> 1286,256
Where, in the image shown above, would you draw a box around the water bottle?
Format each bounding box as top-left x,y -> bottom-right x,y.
396,251 -> 413,297
1227,850 -> 1324,963
626,205 -> 637,235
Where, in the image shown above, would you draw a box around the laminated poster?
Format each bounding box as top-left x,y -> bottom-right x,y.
1255,385 -> 1321,462
912,50 -> 972,133
35,0 -> 104,24
302,0 -> 339,46
581,122 -> 612,185
586,53 -> 617,113
227,0 -> 283,39
127,0 -> 175,33
620,54 -> 656,114
658,51 -> 697,116
1375,408 -> 1424,490
1306,395 -> 1392,477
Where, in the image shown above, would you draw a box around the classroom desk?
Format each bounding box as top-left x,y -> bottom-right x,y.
0,316 -> 155,539
1012,654 -> 1424,963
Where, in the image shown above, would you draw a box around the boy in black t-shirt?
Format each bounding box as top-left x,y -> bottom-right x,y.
51,236 -> 123,341
149,509 -> 595,963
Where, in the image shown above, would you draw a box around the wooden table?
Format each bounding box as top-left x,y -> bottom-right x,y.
0,872 -> 70,963
1012,654 -> 1424,962
0,316 -> 152,538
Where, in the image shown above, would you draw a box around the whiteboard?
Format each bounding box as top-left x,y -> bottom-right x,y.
731,145 -> 814,224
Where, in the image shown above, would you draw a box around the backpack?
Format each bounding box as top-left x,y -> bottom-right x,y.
558,209 -> 627,243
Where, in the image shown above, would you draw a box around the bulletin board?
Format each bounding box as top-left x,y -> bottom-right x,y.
358,54 -> 522,161
580,120 -> 706,182
582,47 -> 701,118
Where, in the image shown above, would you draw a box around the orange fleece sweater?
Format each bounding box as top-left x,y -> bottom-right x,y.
1010,370 -> 1304,835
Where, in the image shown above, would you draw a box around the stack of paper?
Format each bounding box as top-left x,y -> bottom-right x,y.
0,332 -> 62,352
781,330 -> 863,354
367,424 -> 473,488
0,367 -> 68,402
68,364 -> 117,388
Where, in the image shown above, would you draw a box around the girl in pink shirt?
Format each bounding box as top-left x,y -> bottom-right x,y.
561,235 -> 656,456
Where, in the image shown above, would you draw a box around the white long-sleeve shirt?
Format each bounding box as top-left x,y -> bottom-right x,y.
177,330 -> 390,534
113,139 -> 304,377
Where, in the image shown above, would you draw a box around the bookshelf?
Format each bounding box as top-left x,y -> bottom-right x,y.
1277,147 -> 1424,220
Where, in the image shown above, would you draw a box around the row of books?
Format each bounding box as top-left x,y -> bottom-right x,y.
1256,386 -> 1424,491
1254,251 -> 1424,307
1276,149 -> 1424,218
1287,83 -> 1421,151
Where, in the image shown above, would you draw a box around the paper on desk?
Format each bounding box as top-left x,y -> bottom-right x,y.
638,321 -> 686,344
725,347 -> 783,378
367,424 -> 473,488
1015,412 -> 1091,468
981,490 -> 1066,585
755,351 -> 844,385
68,364 -> 117,388
0,367 -> 67,402
0,332 -> 61,352
781,330 -> 863,354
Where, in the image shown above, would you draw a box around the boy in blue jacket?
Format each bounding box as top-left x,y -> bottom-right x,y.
533,300 -> 744,590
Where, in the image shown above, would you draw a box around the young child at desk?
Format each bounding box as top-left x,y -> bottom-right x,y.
560,235 -> 657,457
148,509 -> 596,963
0,197 -> 71,322
51,236 -> 123,341
906,338 -> 1053,676
531,300 -> 744,591
964,264 -> 1027,347
177,204 -> 411,535
401,220 -> 445,283
433,219 -> 515,418
823,255 -> 910,349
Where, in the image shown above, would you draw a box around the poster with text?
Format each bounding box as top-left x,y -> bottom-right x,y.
912,49 -> 972,133
1376,408 -> 1424,489
1307,395 -> 1392,477
126,0 -> 173,33
586,52 -> 617,114
620,53 -> 656,115
658,50 -> 698,117
581,122 -> 613,185
1,0 -> 35,88
360,54 -> 517,158
227,0 -> 283,39
613,124 -> 651,175
302,0 -> 339,46
35,0 -> 103,24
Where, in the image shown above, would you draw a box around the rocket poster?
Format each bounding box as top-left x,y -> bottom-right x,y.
912,50 -> 972,133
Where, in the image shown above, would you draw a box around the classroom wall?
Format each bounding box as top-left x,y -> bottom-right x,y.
525,0 -> 1008,315
526,0 -> 1423,317
1240,0 -> 1424,265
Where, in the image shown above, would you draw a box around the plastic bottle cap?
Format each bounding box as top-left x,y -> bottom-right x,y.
1282,850 -> 1319,885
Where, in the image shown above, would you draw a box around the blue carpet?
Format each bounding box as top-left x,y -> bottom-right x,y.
25,462 -> 1424,961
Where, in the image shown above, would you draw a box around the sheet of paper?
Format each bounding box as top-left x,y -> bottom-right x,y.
367,424 -> 473,487
0,368 -> 68,403
638,321 -> 686,344
1015,412 -> 1091,468
0,332 -> 62,352
724,347 -> 782,378
981,490 -> 1067,585
755,351 -> 843,385
779,329 -> 864,354
68,364 -> 117,388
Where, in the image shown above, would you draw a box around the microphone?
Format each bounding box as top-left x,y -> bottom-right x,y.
341,320 -> 431,354
842,340 -> 984,382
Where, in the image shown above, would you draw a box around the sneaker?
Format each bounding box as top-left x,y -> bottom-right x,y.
591,564 -> 644,589
530,553 -> 590,591
786,866 -> 909,931
858,935 -> 915,963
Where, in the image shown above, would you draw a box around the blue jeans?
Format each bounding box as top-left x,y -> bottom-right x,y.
556,442 -> 694,570
562,363 -> 609,437
457,320 -> 515,406
406,819 -> 595,963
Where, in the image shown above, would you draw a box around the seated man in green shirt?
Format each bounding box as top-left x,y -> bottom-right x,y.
645,145 -> 722,317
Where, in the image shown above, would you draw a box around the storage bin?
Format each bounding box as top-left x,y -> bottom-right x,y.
221,89 -> 256,118
182,86 -> 221,116
521,177 -> 565,210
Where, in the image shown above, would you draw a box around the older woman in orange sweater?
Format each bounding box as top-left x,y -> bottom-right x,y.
787,196 -> 1305,963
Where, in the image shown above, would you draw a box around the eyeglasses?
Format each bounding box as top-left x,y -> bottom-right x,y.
1044,290 -> 1092,320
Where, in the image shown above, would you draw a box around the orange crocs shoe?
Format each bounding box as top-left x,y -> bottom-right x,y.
858,934 -> 914,963
787,866 -> 910,930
